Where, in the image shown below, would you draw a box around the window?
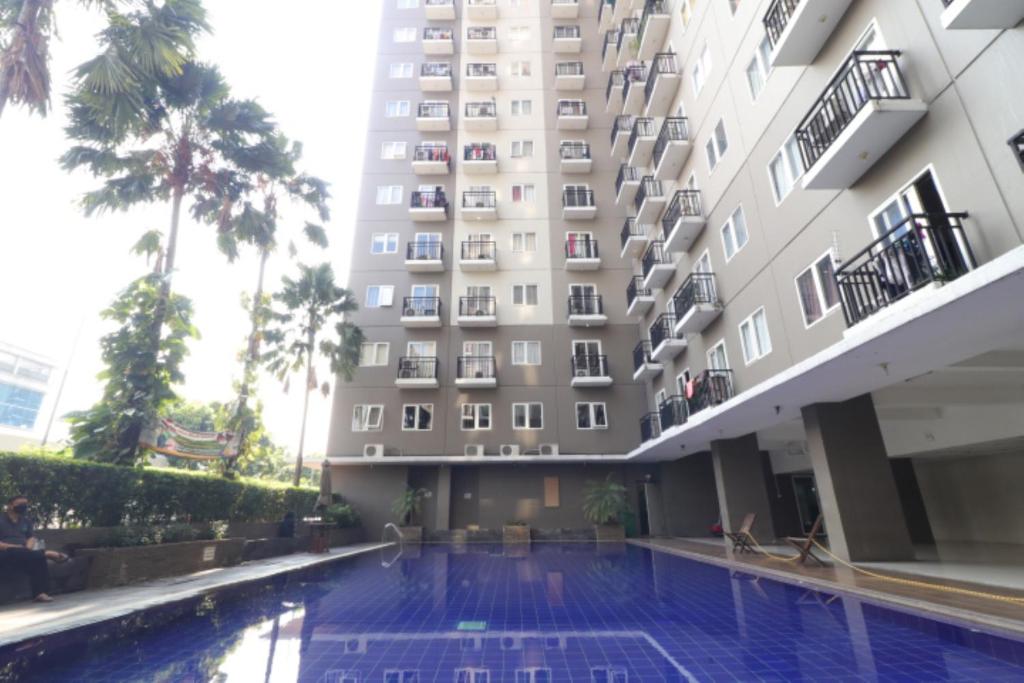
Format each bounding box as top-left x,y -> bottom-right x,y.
510,140 -> 534,158
393,27 -> 416,43
795,251 -> 841,326
375,185 -> 403,205
352,405 -> 383,431
746,35 -> 772,100
402,404 -> 433,431
365,285 -> 394,308
0,382 -> 43,429
461,404 -> 492,430
691,44 -> 711,95
509,26 -> 531,42
512,284 -> 539,305
729,0 -> 741,14
370,234 -> 399,254
705,119 -> 728,171
739,308 -> 772,364
592,668 -> 628,683
396,0 -> 418,7
380,141 -> 407,159
359,342 -> 389,367
575,402 -> 608,430
385,100 -> 411,117
768,135 -> 805,204
679,0 -> 695,28
511,99 -> 532,116
512,403 -> 543,430
720,206 -> 749,261
510,60 -> 532,77
707,340 -> 729,370
512,232 -> 537,252
511,184 -> 535,202
388,63 -> 413,79
512,340 -> 541,365
384,671 -> 419,683
456,669 -> 490,683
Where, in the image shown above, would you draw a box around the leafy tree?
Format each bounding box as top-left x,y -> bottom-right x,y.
392,487 -> 426,526
582,475 -> 629,526
262,263 -> 361,486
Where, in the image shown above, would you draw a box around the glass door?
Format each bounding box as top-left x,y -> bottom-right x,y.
409,284 -> 438,315
465,285 -> 492,315
569,284 -> 597,314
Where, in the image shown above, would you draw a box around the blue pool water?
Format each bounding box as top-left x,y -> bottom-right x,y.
8,543 -> 1024,682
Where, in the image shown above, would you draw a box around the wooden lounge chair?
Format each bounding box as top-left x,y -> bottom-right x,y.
724,513 -> 758,554
785,514 -> 827,566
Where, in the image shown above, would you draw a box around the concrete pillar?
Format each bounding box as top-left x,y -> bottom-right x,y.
711,434 -> 776,541
435,465 -> 451,531
802,394 -> 915,561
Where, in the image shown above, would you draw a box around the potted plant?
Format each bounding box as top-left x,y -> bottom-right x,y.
502,519 -> 531,544
392,487 -> 427,542
583,475 -> 628,542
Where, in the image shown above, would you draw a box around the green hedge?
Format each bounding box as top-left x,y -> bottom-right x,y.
0,452 -> 319,528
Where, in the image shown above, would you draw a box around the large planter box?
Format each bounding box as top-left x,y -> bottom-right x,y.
594,524 -> 625,542
503,525 -> 531,544
327,527 -> 365,547
78,538 -> 246,589
242,537 -> 301,562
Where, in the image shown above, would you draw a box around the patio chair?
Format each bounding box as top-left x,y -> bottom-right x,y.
785,514 -> 827,566
724,513 -> 757,554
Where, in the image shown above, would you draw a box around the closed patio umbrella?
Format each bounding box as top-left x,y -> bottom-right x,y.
317,460 -> 332,509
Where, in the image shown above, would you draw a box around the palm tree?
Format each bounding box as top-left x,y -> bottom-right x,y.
263,263 -> 362,486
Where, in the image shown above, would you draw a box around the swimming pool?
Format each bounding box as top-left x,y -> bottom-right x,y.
6,543 -> 1024,681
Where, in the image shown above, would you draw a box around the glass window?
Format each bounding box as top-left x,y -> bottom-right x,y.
720,206 -> 748,261
359,342 -> 389,367
512,284 -> 538,305
795,252 -> 840,326
729,0 -> 741,14
381,141 -> 407,159
385,100 -> 410,117
402,404 -> 433,431
510,140 -> 534,158
739,308 -> 772,364
461,404 -> 492,430
352,404 -> 383,431
511,60 -> 532,77
393,27 -> 416,42
396,0 -> 418,7
691,44 -> 711,95
746,36 -> 772,100
512,403 -> 543,430
509,26 -> 531,42
0,382 -> 44,429
768,135 -> 804,203
575,402 -> 608,430
512,341 -> 541,365
370,233 -> 399,254
389,63 -> 413,78
365,285 -> 394,308
512,232 -> 537,252
511,184 -> 535,202
707,341 -> 729,370
705,119 -> 728,171
511,99 -> 533,116
375,186 -> 403,205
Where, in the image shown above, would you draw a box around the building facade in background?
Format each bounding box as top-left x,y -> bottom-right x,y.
0,342 -> 55,451
327,0 -> 1024,561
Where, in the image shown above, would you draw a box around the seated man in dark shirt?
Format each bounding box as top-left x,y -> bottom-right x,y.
0,494 -> 68,603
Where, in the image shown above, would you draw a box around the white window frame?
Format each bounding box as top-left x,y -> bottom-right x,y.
370,233 -> 399,254
512,402 -> 544,430
691,44 -> 711,95
511,99 -> 533,116
392,27 -> 417,43
707,339 -> 729,371
388,62 -> 414,79
768,134 -> 805,205
745,35 -> 772,101
509,25 -> 531,42
396,0 -> 418,8
401,403 -> 433,431
739,307 -> 772,365
352,404 -> 384,432
375,185 -> 403,205
460,403 -> 493,431
385,100 -> 411,118
510,60 -> 532,77
720,205 -> 749,262
380,141 -> 407,160
510,140 -> 534,158
794,249 -> 842,328
511,340 -> 542,366
511,231 -> 537,252
575,402 -> 608,430
705,118 -> 728,172
359,342 -> 390,367
365,285 -> 395,308
511,183 -> 535,203
512,284 -> 539,306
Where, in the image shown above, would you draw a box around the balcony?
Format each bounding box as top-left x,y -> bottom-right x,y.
466,26 -> 497,54
834,212 -> 975,327
396,357 -> 440,389
412,144 -> 451,175
796,51 -> 927,190
462,190 -> 497,220
465,63 -> 498,91
626,275 -> 655,316
565,237 -> 600,270
456,356 -> 497,388
425,0 -> 456,21
640,412 -> 662,443
553,25 -> 582,53
560,141 -> 592,174
634,176 -> 666,224
464,101 -> 498,131
400,298 -> 442,328
599,0 -> 616,32
562,188 -> 597,220
556,99 -> 589,130
672,272 -> 723,336
419,62 -> 453,91
627,116 -> 657,167
615,164 -> 642,208
632,341 -> 663,382
644,52 -> 681,118
409,190 -> 449,221
552,0 -> 580,19
653,117 -> 690,181
568,295 -> 607,326
423,27 -> 454,55
571,354 -> 612,388
621,64 -> 649,116
457,296 -> 497,327
459,240 -> 497,271
610,115 -> 634,158
641,239 -> 673,290
405,241 -> 444,272
416,101 -> 451,132
616,18 -> 639,67
661,190 -> 705,254
658,394 -> 688,431
764,0 -> 854,67
649,313 -> 686,361
941,0 -> 1024,29
620,218 -> 649,259
637,0 -> 670,60
463,144 -> 498,174
466,0 -> 497,20
602,29 -> 620,71
605,70 -> 624,112
555,61 -> 585,90
688,369 -> 735,415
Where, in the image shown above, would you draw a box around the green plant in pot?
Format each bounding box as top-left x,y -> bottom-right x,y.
582,475 -> 628,542
392,487 -> 427,541
323,503 -> 360,529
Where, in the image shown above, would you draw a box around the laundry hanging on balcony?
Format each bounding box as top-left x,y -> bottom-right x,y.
139,417 -> 241,460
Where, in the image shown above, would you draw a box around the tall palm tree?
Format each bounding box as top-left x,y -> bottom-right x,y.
263,263 -> 362,486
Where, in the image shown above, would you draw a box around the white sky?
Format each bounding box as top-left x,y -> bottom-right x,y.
0,1 -> 382,457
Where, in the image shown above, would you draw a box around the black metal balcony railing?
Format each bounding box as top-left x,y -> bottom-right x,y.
835,212 -> 975,326
568,294 -> 603,316
606,70 -> 624,103
563,188 -> 595,208
406,241 -> 443,261
641,240 -> 670,279
410,190 -> 447,209
461,240 -> 496,260
556,61 -> 585,77
464,144 -> 497,161
623,64 -> 649,102
571,354 -> 609,379
628,117 -> 656,154
462,190 -> 496,208
458,296 -> 496,317
603,29 -> 621,61
653,117 -> 688,169
467,63 -> 498,77
421,62 -> 452,78
649,313 -> 678,350
558,100 -> 588,116
465,101 -> 497,118
659,394 -> 688,431
632,340 -> 655,372
626,275 -> 651,307
611,114 -> 634,146
402,297 -> 442,317
795,51 -> 911,171
620,218 -> 644,249
424,27 -> 453,40
763,0 -> 800,48
644,52 -> 679,103
397,357 -> 439,380
688,369 -> 734,414
554,25 -> 582,39
565,237 -> 599,260
662,190 -> 702,235
640,412 -> 661,443
617,18 -> 640,54
1009,129 -> 1024,171
417,101 -> 450,119
457,356 -> 496,380
413,145 -> 451,163
615,165 -> 641,197
560,141 -> 591,160
638,0 -> 668,45
467,26 -> 496,40
672,272 -> 719,315
634,176 -> 663,213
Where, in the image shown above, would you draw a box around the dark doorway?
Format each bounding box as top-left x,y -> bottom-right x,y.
791,474 -> 823,535
636,483 -> 650,536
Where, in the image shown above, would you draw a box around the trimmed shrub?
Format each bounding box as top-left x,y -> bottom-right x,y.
322,503 -> 360,529
0,452 -> 319,528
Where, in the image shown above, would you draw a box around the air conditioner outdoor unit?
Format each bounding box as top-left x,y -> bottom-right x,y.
464,444 -> 485,457
539,443 -> 559,456
499,444 -> 520,457
363,444 -> 384,458
574,369 -> 589,377
403,308 -> 417,316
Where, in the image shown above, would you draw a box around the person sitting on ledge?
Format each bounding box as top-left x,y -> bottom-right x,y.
0,494 -> 69,603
